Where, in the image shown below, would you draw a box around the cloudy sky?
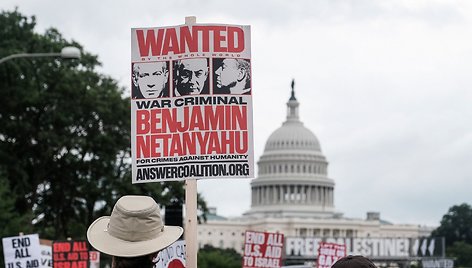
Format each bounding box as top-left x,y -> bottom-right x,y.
3,0 -> 472,227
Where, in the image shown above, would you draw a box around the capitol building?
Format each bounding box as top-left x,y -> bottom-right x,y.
197,86 -> 438,266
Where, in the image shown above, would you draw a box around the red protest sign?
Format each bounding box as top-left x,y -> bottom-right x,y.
130,23 -> 255,183
317,242 -> 346,268
242,231 -> 284,268
52,240 -> 89,268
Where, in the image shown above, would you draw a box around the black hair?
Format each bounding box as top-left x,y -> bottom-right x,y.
112,254 -> 154,268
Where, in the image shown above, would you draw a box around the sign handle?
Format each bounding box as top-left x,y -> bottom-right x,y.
185,178 -> 198,268
183,17 -> 198,268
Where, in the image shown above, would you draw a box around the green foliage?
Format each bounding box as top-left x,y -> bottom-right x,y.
1,8 -> 132,240
0,171 -> 33,265
447,241 -> 472,267
0,8 -> 208,244
0,170 -> 32,235
431,203 -> 472,247
432,203 -> 472,267
198,245 -> 242,268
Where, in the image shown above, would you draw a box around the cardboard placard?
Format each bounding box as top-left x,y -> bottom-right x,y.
130,22 -> 254,183
242,231 -> 284,268
154,240 -> 186,268
2,234 -> 42,268
317,242 -> 346,268
52,241 -> 89,268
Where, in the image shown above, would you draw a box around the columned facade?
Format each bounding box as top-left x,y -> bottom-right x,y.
251,184 -> 335,207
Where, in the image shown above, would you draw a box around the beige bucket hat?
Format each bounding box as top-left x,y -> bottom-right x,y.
87,195 -> 183,257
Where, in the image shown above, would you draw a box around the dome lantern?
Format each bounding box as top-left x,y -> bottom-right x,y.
286,79 -> 300,122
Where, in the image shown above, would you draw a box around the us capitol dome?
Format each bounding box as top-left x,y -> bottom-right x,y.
245,83 -> 336,218
197,82 -> 434,264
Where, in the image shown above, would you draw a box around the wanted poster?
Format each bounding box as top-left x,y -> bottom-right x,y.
131,23 -> 254,182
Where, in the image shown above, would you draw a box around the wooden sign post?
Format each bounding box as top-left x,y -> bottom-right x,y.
184,16 -> 198,268
185,178 -> 198,268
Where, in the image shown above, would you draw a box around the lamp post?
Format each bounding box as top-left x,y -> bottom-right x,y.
0,46 -> 81,64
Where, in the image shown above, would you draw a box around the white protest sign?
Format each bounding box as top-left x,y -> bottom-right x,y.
130,22 -> 254,183
89,251 -> 100,268
154,240 -> 186,268
2,234 -> 42,268
39,244 -> 52,268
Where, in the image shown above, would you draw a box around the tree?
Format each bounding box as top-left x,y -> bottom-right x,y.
0,9 -> 208,242
0,170 -> 33,265
431,203 -> 472,267
447,241 -> 472,267
431,203 -> 472,247
198,245 -> 242,268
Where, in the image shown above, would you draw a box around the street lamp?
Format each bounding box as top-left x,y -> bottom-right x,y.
0,46 -> 81,64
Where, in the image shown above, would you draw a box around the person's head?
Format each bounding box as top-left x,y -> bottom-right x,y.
215,58 -> 250,94
133,61 -> 169,98
332,255 -> 378,268
112,255 -> 154,268
174,58 -> 209,95
87,195 -> 183,268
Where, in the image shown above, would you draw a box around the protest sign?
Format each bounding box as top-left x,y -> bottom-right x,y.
2,234 -> 42,268
242,231 -> 284,268
40,244 -> 52,268
286,237 -> 444,258
422,258 -> 454,268
317,242 -> 346,268
52,240 -> 89,268
88,251 -> 99,268
130,22 -> 254,182
154,240 -> 186,268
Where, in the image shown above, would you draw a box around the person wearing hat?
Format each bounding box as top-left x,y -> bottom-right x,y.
332,255 -> 378,268
87,195 -> 183,268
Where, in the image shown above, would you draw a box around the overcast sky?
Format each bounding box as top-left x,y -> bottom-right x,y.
3,0 -> 472,227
